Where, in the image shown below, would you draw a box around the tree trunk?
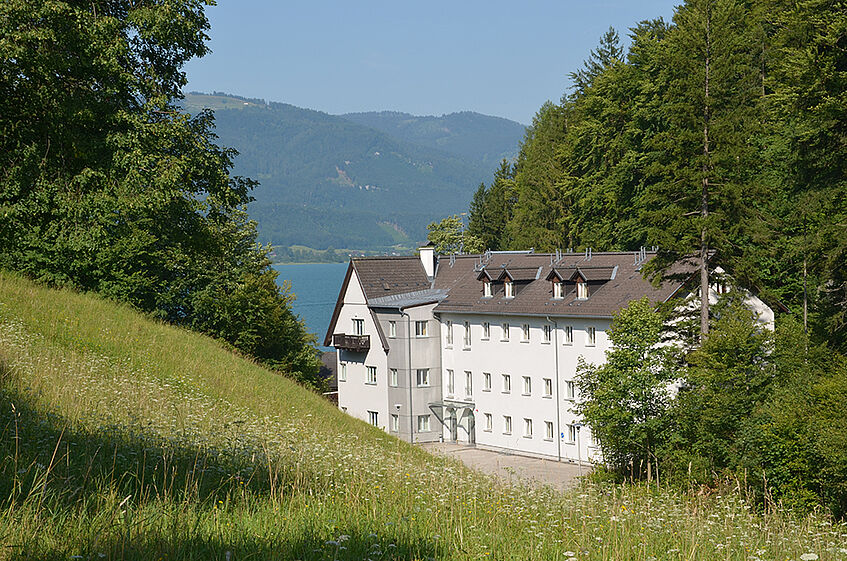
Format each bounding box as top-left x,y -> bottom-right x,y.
700,5 -> 712,341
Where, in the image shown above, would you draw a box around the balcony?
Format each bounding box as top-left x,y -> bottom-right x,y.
332,333 -> 370,352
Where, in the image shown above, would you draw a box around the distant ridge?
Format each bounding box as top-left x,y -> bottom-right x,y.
182,92 -> 526,255
341,110 -> 525,168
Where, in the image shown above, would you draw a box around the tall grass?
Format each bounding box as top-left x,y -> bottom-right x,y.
0,271 -> 843,560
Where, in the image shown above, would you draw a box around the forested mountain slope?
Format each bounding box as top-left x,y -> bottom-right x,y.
183,93 -> 524,252
341,110 -> 524,168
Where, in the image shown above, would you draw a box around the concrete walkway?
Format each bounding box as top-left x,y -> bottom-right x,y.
421,442 -> 588,490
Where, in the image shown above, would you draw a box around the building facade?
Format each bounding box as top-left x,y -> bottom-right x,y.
325,247 -> 774,463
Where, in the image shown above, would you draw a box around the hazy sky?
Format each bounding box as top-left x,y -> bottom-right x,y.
184,1 -> 680,124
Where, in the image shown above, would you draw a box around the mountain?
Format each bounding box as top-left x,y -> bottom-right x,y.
182,93 -> 525,254
341,110 -> 525,167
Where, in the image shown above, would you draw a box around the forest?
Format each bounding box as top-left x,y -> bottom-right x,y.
465,0 -> 847,516
0,0 -> 323,389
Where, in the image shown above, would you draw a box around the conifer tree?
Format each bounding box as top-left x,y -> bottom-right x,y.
642,0 -> 763,340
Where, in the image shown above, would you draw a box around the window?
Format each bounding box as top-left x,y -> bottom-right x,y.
545,421 -> 554,440
366,366 -> 377,384
484,413 -> 493,431
501,323 -> 510,341
416,369 -> 430,386
503,416 -> 512,434
543,324 -> 552,343
339,363 -> 347,382
567,424 -> 578,442
521,323 -> 530,342
446,369 -> 454,395
417,415 -> 431,432
368,411 -> 379,426
553,281 -> 564,299
390,414 -> 399,432
445,320 -> 453,346
522,376 -> 531,395
464,371 -> 473,396
388,320 -> 396,338
564,325 -> 574,345
389,368 -> 398,387
341,406 -> 347,413
482,322 -> 490,340
502,374 -> 511,393
463,321 -> 471,347
566,381 -> 576,400
483,372 -> 491,391
505,281 -> 514,298
415,320 -> 428,337
586,326 -> 596,346
483,281 -> 492,297
577,281 -> 589,300
352,318 -> 364,335
543,378 -> 552,397
524,418 -> 533,438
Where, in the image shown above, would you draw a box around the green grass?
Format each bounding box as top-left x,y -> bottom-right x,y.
0,271 -> 844,560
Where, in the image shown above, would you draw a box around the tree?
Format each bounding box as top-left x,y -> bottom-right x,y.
575,298 -> 678,481
466,160 -> 515,251
0,1 -> 322,387
642,0 -> 764,341
426,215 -> 483,254
568,27 -> 625,98
508,102 -> 570,251
672,292 -> 775,475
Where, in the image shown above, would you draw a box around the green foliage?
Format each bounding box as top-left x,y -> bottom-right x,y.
466,159 -> 516,250
671,293 -> 775,474
576,298 -> 678,479
426,215 -> 484,254
740,320 -> 847,516
0,0 -> 321,387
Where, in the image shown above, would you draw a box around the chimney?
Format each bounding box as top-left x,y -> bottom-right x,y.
419,243 -> 436,279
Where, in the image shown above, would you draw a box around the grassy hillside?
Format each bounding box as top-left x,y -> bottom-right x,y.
183,93 -> 516,252
0,273 -> 840,560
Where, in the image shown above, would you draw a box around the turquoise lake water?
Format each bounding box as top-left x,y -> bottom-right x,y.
273,262 -> 348,350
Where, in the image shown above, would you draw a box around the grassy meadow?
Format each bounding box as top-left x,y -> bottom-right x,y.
0,272 -> 844,560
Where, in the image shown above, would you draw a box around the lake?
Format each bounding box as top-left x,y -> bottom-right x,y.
273,262 -> 348,350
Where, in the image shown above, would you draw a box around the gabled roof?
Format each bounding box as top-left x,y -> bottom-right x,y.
353,256 -> 431,299
496,266 -> 542,282
323,257 -> 432,350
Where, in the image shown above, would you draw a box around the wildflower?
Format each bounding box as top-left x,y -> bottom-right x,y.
800,555 -> 818,561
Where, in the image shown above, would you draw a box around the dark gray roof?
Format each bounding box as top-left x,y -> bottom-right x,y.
432,251 -> 692,318
352,257 -> 431,300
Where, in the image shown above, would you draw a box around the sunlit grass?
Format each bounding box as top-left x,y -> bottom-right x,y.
0,271 -> 843,560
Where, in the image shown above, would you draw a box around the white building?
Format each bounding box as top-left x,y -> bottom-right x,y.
325,247 -> 774,463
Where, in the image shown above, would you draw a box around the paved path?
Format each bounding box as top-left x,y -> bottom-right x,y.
421,442 -> 588,490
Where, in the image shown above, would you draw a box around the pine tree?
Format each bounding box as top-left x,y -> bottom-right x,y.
642,0 -> 764,340
568,27 -> 625,98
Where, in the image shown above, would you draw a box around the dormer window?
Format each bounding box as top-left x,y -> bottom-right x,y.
504,281 -> 514,298
576,280 -> 589,300
483,280 -> 492,298
553,280 -> 564,299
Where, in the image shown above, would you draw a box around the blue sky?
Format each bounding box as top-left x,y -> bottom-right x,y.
184,1 -> 680,124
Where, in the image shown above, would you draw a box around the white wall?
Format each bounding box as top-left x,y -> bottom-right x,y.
335,271 -> 389,431
439,313 -> 607,463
